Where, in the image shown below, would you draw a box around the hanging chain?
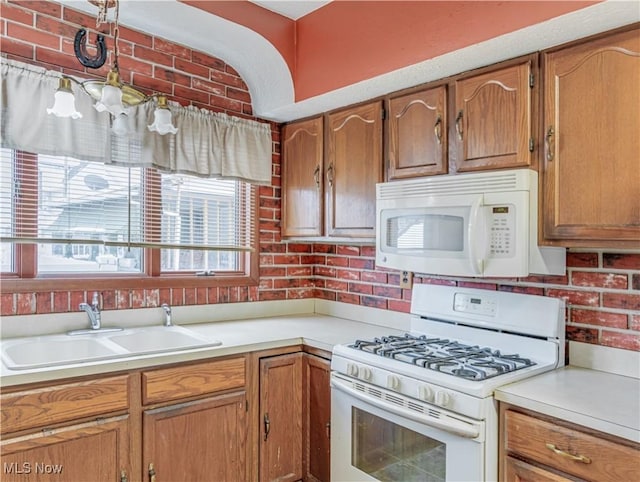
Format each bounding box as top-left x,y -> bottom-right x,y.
95,0 -> 108,26
112,0 -> 120,70
94,0 -> 120,70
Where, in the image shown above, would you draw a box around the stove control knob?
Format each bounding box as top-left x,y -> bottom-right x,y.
435,390 -> 451,407
417,385 -> 433,402
359,366 -> 372,381
347,363 -> 359,377
387,375 -> 400,390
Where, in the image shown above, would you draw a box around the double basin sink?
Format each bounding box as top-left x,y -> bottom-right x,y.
2,325 -> 222,370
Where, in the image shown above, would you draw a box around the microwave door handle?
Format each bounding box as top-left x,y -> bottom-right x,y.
467,196 -> 484,275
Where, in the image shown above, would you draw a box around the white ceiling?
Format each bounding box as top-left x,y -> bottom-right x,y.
249,0 -> 332,20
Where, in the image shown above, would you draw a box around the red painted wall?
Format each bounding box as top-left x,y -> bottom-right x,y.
184,0 -> 599,101
295,1 -> 600,100
1,1 -> 638,352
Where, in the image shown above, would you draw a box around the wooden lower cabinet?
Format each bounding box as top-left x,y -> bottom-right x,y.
143,392 -> 247,482
1,350 -> 333,482
504,456 -> 575,482
1,416 -> 130,482
259,352 -> 303,482
501,406 -> 640,482
303,354 -> 331,482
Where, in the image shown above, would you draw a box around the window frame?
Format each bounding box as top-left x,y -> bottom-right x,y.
1,150 -> 259,291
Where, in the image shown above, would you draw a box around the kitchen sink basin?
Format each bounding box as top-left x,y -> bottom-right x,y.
107,325 -> 221,354
1,336 -> 127,370
2,326 -> 222,370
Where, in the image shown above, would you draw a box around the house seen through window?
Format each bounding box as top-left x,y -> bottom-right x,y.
0,148 -> 256,280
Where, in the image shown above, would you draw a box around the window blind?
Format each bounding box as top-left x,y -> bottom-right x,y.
0,148 -> 257,256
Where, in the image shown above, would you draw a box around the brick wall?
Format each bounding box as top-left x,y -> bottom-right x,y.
2,1 -> 639,352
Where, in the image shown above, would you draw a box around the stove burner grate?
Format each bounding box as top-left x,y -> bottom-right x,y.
349,333 -> 535,381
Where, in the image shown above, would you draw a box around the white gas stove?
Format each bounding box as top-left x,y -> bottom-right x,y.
330,284 -> 565,482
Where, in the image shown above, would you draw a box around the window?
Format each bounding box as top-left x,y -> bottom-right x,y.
0,149 -> 258,287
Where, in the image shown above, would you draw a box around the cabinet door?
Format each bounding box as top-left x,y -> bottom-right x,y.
303,354 -> 331,482
282,117 -> 324,237
260,352 -> 303,482
453,60 -> 534,172
143,392 -> 247,482
327,102 -> 383,237
388,86 -> 448,179
1,416 -> 130,482
542,27 -> 640,246
504,456 -> 574,482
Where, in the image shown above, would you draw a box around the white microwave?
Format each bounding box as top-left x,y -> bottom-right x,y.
376,169 -> 565,277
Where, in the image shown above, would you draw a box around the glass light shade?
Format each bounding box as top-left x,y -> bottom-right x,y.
47,78 -> 82,119
94,83 -> 127,116
111,112 -> 129,137
148,107 -> 178,135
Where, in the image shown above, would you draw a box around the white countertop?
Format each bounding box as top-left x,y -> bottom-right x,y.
495,342 -> 640,443
3,303 -> 639,446
0,300 -> 409,387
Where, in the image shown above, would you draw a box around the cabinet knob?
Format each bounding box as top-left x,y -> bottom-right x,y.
326,163 -> 334,187
148,463 -> 156,482
545,126 -> 555,162
313,165 -> 321,189
434,114 -> 443,144
455,110 -> 464,140
263,412 -> 271,441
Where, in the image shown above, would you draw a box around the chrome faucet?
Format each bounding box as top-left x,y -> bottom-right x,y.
161,303 -> 173,326
79,292 -> 101,330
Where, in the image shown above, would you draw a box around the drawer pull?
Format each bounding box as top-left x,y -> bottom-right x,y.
545,443 -> 592,464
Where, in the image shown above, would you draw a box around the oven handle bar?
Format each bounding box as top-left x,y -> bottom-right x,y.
331,377 -> 480,439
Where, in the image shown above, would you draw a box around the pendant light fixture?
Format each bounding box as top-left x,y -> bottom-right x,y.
47,0 -> 177,136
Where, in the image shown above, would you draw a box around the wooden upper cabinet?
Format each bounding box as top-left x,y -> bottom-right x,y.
453,59 -> 535,172
326,101 -> 383,237
388,86 -> 448,179
282,117 -> 324,237
541,26 -> 640,246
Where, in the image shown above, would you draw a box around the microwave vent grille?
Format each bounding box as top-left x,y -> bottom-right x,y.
378,170 -> 532,199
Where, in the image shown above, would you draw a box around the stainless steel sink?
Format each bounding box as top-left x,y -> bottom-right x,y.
1,326 -> 222,370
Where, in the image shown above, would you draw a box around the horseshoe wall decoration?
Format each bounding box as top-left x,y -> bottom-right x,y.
74,28 -> 107,69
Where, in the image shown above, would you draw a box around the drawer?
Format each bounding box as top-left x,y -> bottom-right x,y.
1,375 -> 129,435
504,456 -> 575,482
142,357 -> 245,405
505,410 -> 640,482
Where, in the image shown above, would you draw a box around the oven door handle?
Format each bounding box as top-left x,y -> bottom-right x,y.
331,378 -> 480,439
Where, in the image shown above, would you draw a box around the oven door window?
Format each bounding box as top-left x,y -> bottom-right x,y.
352,407 -> 445,481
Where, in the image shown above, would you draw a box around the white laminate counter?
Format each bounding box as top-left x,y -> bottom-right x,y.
495,342 -> 640,443
0,300 -> 410,387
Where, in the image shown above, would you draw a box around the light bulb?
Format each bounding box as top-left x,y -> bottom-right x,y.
95,83 -> 127,116
148,102 -> 178,135
112,112 -> 129,136
47,77 -> 82,119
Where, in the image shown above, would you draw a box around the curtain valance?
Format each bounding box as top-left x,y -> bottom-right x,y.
1,59 -> 272,185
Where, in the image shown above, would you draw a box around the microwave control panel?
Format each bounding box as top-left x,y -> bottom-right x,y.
488,205 -> 515,258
